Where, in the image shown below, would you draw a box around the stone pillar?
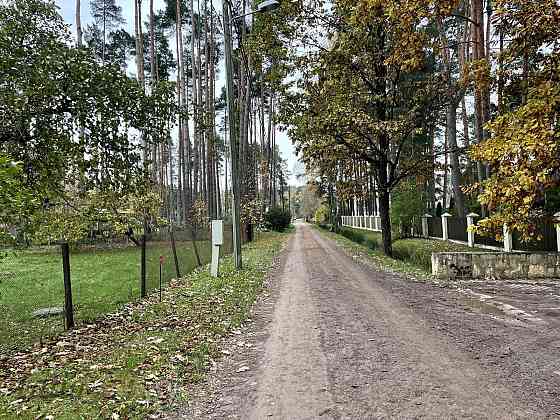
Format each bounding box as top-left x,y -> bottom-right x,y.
442,212 -> 452,240
422,214 -> 432,238
503,224 -> 513,253
466,213 -> 479,247
555,212 -> 560,252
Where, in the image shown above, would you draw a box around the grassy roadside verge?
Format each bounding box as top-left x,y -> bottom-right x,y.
0,231 -> 290,419
314,225 -> 432,281
335,226 -> 485,271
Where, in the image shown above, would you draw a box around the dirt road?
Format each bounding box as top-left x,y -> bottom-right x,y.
178,224 -> 560,419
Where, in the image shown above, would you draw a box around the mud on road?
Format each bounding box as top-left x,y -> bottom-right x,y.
174,224 -> 560,419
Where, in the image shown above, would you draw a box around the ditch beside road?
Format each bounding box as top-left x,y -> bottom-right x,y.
179,223 -> 560,419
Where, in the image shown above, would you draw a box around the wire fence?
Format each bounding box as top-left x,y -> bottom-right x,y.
0,224 -> 238,353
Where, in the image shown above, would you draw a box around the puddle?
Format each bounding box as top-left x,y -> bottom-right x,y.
459,296 -> 505,317
458,289 -> 547,325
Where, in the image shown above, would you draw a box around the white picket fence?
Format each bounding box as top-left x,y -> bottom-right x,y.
341,215 -> 382,232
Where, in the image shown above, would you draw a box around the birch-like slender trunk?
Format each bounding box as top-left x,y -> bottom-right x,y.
437,16 -> 465,216
189,0 -> 198,201
193,0 -> 203,199
175,0 -> 184,222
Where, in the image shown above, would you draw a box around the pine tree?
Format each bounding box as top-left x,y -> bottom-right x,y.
89,0 -> 125,63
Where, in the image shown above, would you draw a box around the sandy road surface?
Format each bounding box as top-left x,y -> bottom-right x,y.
176,224 -> 560,419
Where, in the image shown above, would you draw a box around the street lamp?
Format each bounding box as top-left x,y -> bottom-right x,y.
257,0 -> 281,13
223,0 -> 280,270
231,0 -> 281,21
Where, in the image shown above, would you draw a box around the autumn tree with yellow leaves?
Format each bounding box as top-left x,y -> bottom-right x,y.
468,0 -> 560,240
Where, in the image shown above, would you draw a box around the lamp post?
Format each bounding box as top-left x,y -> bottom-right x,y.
223,0 -> 280,270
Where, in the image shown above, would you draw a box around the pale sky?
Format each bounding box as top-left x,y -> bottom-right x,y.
54,0 -> 302,185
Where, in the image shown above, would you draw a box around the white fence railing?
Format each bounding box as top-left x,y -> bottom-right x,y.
340,214 -> 560,253
341,215 -> 382,232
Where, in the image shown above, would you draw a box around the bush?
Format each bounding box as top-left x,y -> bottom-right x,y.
392,241 -> 433,271
364,237 -> 380,250
314,204 -> 330,224
264,207 -> 292,232
339,227 -> 366,244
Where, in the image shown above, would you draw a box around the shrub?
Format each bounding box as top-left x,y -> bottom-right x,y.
364,237 -> 380,250
340,227 -> 365,244
264,207 -> 292,232
314,204 -> 330,224
392,241 -> 432,271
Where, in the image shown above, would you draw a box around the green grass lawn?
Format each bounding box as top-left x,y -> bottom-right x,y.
0,240 -> 212,353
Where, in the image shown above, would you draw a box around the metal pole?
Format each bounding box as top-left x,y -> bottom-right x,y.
170,225 -> 181,278
141,234 -> 147,297
223,0 -> 242,270
61,242 -> 74,330
159,256 -> 163,302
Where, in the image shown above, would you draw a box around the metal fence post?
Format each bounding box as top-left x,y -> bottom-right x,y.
170,226 -> 181,279
61,242 -> 74,330
141,234 -> 146,298
467,213 -> 479,247
441,212 -> 452,240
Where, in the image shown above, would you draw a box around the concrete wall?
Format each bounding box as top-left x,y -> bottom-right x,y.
432,252 -> 560,280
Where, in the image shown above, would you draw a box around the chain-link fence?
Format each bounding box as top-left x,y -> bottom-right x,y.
0,224 -> 237,353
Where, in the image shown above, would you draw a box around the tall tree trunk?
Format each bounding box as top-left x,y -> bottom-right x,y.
197,0 -> 204,200
447,100 -> 465,216
443,123 -> 449,209
149,0 -> 156,84
175,0 -> 184,222
191,0 -> 200,200
204,0 -> 216,219
176,3 -> 191,215
210,0 -> 217,218
472,0 -> 485,184
461,98 -> 471,182
76,0 -> 82,47
427,126 -> 436,212
102,0 -> 106,64
134,0 -> 147,176
483,0 -> 492,180
377,150 -> 392,257
437,16 -> 465,216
